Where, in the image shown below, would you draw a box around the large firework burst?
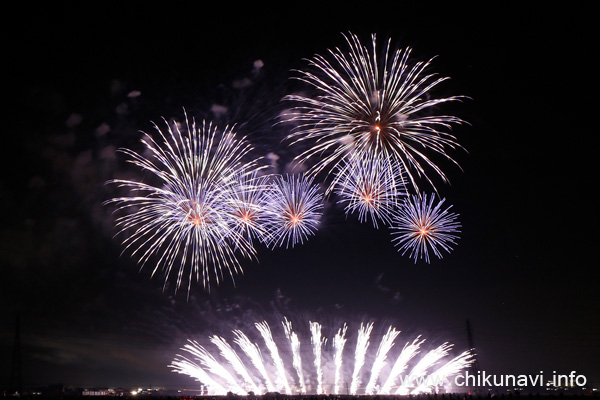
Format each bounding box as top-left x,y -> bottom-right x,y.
390,193 -> 461,263
264,174 -> 324,249
105,115 -> 264,292
283,32 -> 466,194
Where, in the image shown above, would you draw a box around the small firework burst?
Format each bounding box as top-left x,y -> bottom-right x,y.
334,154 -> 407,227
264,174 -> 324,249
105,114 -> 263,292
224,171 -> 273,246
283,32 -> 466,193
391,193 -> 461,263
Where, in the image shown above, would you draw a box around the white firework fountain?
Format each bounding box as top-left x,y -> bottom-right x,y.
170,319 -> 474,396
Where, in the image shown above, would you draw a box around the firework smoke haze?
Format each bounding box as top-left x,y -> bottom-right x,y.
105,114 -> 263,292
283,32 -> 466,194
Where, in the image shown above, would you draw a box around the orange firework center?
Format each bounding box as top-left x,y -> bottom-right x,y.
239,209 -> 255,223
190,213 -> 204,226
288,210 -> 304,225
360,185 -> 379,208
185,201 -> 208,227
360,121 -> 392,152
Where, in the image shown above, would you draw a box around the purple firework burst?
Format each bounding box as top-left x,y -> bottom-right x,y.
390,193 -> 461,262
264,174 -> 324,249
105,114 -> 263,292
283,32 -> 467,193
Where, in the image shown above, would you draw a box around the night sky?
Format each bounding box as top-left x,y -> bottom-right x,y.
2,2 -> 598,393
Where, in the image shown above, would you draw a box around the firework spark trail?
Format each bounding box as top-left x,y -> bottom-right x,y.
105,115 -> 262,293
175,340 -> 246,394
334,154 -> 407,227
210,335 -> 260,394
256,321 -> 292,394
233,329 -> 275,393
170,354 -> 228,395
283,32 -> 467,194
332,323 -> 348,394
225,171 -> 273,246
415,350 -> 474,393
380,336 -> 425,394
350,322 -> 374,395
391,193 -> 461,263
283,318 -> 307,393
171,320 -> 473,396
310,321 -> 327,394
396,342 -> 452,394
365,326 -> 400,394
264,174 -> 324,249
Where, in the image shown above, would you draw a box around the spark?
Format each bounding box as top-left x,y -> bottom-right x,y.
232,329 -> 275,393
171,320 -> 473,395
380,336 -> 425,394
224,171 -> 273,245
310,321 -> 327,394
283,32 -> 467,194
396,342 -> 452,394
334,154 -> 407,227
175,340 -> 245,394
105,113 -> 263,292
264,174 -> 324,248
332,323 -> 348,394
350,322 -> 373,395
365,326 -> 401,394
283,317 -> 307,393
255,321 -> 292,394
210,335 -> 260,393
423,350 -> 475,393
391,193 -> 461,263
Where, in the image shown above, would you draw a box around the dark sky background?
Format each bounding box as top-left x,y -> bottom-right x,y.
2,2 -> 598,393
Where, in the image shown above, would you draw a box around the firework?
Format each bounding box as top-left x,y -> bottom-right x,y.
233,329 -> 276,392
170,319 -> 473,395
350,322 -> 373,395
334,154 -> 407,227
105,114 -> 263,292
310,321 -> 327,394
224,170 -> 273,245
364,326 -> 400,394
332,323 -> 348,394
380,336 -> 425,394
391,193 -> 461,263
283,32 -> 466,193
283,318 -> 307,393
264,174 -> 324,249
256,321 -> 292,394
